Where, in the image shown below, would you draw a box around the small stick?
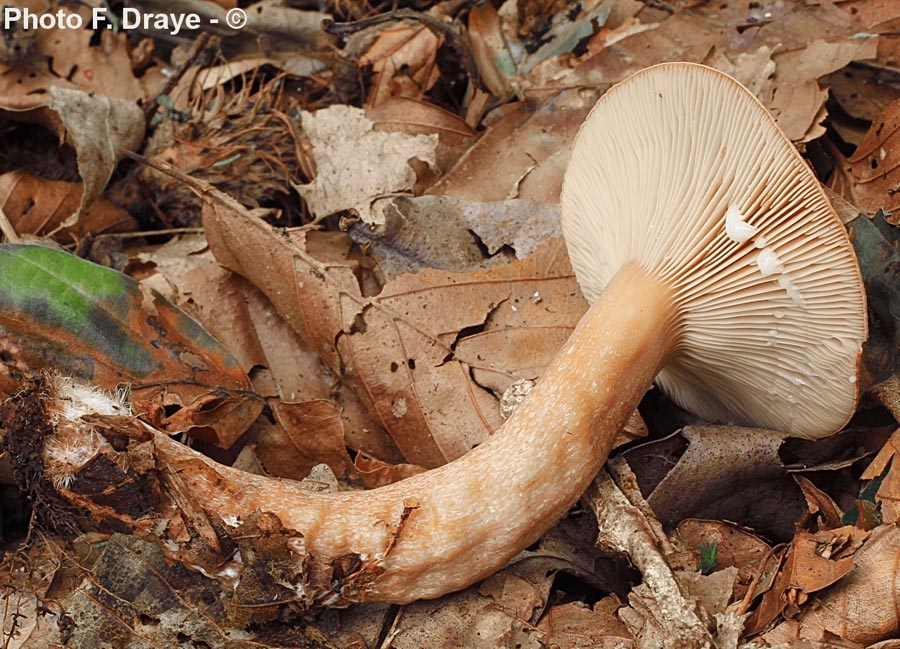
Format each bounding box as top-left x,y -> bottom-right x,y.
0,205 -> 19,243
143,32 -> 213,126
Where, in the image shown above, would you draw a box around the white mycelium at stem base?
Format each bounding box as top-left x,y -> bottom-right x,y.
154,262 -> 677,602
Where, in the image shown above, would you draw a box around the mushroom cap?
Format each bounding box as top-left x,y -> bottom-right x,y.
560,62 -> 867,438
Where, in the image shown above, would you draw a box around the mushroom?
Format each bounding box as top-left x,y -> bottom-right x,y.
41,62 -> 866,605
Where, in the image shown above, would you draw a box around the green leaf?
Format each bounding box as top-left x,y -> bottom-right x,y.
0,244 -> 160,376
699,541 -> 718,575
0,244 -> 261,446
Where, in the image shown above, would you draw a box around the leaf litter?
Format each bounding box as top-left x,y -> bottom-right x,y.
0,0 -> 900,647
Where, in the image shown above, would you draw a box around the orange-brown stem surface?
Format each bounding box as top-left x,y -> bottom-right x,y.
154,262 -> 679,603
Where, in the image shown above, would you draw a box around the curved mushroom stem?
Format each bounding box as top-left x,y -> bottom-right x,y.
148,263 -> 677,603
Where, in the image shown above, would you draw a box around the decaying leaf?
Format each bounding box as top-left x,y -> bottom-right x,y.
0,83 -> 145,217
461,198 -> 562,258
139,239 -> 401,463
627,426 -> 803,539
0,540 -> 60,648
0,244 -> 260,446
259,399 -> 354,480
861,427 -> 900,524
0,170 -> 137,241
794,475 -> 846,530
0,3 -> 147,103
674,519 -> 778,604
537,600 -> 635,649
295,105 -> 438,225
825,63 -> 900,125
346,195 -> 563,283
202,188 -> 588,467
51,532 -> 321,646
746,526 -> 868,635
847,213 -> 900,387
531,0 -> 886,142
353,452 -> 426,488
766,36 -> 879,141
359,13 -> 443,108
832,97 -> 900,215
759,525 -> 899,645
468,2 -> 517,97
379,583 -> 545,648
368,96 -> 476,180
429,89 -> 599,204
346,195 -> 489,281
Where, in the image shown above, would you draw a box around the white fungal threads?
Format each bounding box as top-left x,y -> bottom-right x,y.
724,205 -> 757,243
43,375 -> 132,490
50,375 -> 132,422
43,433 -> 101,489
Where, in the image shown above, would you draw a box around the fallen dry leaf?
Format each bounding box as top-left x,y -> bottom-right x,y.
0,87 -> 144,216
537,600 -> 635,649
460,197 -> 562,257
135,240 -> 400,463
861,427 -> 900,524
0,170 -> 137,241
345,195 -> 489,281
675,519 -> 778,604
0,3 -> 146,102
543,1 -> 887,142
746,526 -> 868,635
59,532 -> 314,645
359,16 -> 443,108
384,583 -> 545,648
202,186 -> 592,467
627,426 -> 803,539
296,105 -> 438,225
793,475 -> 846,530
767,36 -> 879,141
760,525 -> 899,645
428,89 -> 599,203
368,96 -> 476,187
259,399 -> 354,480
0,538 -> 59,649
468,2 -> 516,97
353,452 -> 426,488
831,96 -> 900,215
826,63 -> 900,124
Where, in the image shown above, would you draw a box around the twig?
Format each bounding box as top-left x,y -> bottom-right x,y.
585,468 -> 714,648
143,33 -> 213,126
0,206 -> 19,243
91,227 -> 205,241
732,544 -> 780,616
122,150 -> 207,194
